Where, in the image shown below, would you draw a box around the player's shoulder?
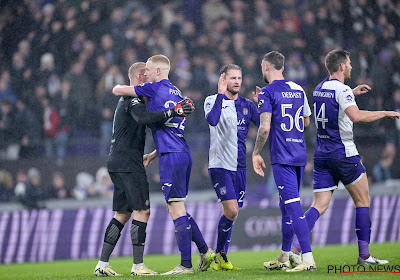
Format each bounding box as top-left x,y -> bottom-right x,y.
258,85 -> 271,97
284,80 -> 305,92
321,79 -> 350,92
128,96 -> 144,107
205,93 -> 219,102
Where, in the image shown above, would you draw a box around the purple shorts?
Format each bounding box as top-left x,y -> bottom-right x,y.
208,168 -> 247,207
271,164 -> 304,204
313,155 -> 366,193
159,152 -> 192,202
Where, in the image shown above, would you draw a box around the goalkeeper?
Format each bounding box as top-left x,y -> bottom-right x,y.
94,62 -> 194,277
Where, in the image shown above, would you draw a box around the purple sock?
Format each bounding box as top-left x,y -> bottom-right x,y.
281,214 -> 294,251
293,207 -> 320,253
173,216 -> 192,268
187,213 -> 208,254
286,201 -> 311,253
216,215 -> 234,253
224,227 -> 232,253
279,200 -> 294,251
356,207 -> 371,259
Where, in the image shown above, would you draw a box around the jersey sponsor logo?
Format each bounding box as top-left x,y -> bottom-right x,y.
282,91 -> 302,98
169,88 -> 183,97
345,94 -> 354,102
226,118 -> 246,126
258,99 -> 264,108
131,98 -> 140,106
243,108 -> 248,115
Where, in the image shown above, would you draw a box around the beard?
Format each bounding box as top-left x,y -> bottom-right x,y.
264,76 -> 269,84
227,85 -> 239,95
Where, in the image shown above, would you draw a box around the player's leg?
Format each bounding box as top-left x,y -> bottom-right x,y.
292,191 -> 332,254
345,171 -> 388,265
95,172 -> 130,276
274,165 -> 316,272
263,197 -> 293,270
209,168 -> 238,270
160,152 -> 194,275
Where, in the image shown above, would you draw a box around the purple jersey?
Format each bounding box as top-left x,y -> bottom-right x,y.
258,79 -> 311,166
135,79 -> 189,154
313,79 -> 358,159
204,94 -> 260,171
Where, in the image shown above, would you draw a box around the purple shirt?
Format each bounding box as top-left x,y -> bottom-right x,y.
258,79 -> 311,166
135,79 -> 190,154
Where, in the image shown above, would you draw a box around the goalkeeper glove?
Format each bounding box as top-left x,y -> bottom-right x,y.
164,98 -> 195,118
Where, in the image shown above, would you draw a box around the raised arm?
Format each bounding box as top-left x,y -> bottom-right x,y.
112,85 -> 137,97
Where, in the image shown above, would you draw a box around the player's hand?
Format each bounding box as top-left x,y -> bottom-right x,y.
171,98 -> 195,117
252,86 -> 261,103
385,111 -> 400,120
352,84 -> 371,96
143,150 -> 158,167
252,154 -> 266,177
218,73 -> 227,94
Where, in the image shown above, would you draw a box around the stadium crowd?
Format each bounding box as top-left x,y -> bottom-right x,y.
1,0 -> 400,204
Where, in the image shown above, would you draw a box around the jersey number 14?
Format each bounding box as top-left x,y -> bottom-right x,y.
313,102 -> 328,129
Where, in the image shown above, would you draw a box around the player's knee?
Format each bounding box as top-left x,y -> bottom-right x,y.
312,201 -> 329,216
114,211 -> 131,224
224,208 -> 238,221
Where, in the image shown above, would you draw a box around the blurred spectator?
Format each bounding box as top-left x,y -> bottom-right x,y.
0,71 -> 16,105
20,168 -> 47,209
72,172 -> 96,200
94,166 -> 113,198
372,143 -> 396,183
48,171 -> 68,199
0,170 -> 14,202
14,169 -> 27,198
14,99 -> 41,159
41,96 -> 68,164
0,99 -> 18,160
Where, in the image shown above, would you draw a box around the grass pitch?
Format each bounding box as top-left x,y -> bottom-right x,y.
1,242 -> 399,279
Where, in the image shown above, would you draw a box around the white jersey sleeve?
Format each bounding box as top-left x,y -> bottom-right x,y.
204,94 -> 217,117
303,92 -> 311,117
336,85 -> 357,111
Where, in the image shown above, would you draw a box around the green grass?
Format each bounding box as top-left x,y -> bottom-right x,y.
1,243 -> 399,279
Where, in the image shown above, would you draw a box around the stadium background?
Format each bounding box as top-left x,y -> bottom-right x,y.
0,0 -> 400,264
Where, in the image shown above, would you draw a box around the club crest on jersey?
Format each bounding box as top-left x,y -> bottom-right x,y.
243,108 -> 248,115
345,94 -> 354,102
220,187 -> 226,195
258,99 -> 264,108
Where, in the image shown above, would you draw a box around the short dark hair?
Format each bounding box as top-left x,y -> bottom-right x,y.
219,64 -> 242,75
325,49 -> 350,75
262,51 -> 285,70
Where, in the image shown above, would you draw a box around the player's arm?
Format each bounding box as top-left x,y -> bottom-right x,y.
345,105 -> 400,123
205,74 -> 227,126
131,98 -> 195,125
143,149 -> 158,167
252,112 -> 271,177
112,85 -> 137,97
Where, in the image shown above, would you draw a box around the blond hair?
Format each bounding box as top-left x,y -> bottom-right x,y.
128,62 -> 146,81
148,54 -> 170,71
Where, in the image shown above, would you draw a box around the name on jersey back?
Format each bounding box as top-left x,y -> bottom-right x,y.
282,91 -> 302,98
169,88 -> 182,98
313,91 -> 334,98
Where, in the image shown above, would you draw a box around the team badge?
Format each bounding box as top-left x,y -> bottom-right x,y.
243,108 -> 248,115
220,187 -> 226,195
